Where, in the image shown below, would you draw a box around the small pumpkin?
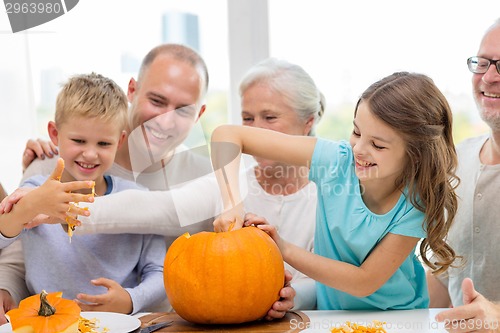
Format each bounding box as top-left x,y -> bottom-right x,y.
6,290 -> 81,333
164,226 -> 285,324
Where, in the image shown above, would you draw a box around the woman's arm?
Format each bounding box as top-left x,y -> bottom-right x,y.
0,240 -> 29,304
75,175 -> 221,236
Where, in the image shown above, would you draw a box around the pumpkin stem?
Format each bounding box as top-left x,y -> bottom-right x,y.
38,290 -> 56,316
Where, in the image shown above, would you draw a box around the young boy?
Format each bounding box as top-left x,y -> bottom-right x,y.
0,73 -> 166,314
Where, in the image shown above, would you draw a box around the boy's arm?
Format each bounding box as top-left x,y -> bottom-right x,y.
124,234 -> 167,314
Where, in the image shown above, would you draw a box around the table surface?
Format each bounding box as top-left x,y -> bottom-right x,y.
302,309 -> 447,333
134,309 -> 449,333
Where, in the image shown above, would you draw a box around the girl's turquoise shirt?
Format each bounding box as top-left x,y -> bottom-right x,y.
309,139 -> 429,310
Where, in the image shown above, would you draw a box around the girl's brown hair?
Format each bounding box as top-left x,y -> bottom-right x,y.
355,72 -> 459,275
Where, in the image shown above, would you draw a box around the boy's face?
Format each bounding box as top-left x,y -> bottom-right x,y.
48,115 -> 125,185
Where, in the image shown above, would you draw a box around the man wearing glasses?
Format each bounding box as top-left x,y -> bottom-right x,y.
428,18 -> 500,333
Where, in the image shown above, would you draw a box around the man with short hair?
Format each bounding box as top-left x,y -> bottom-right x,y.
428,18 -> 500,333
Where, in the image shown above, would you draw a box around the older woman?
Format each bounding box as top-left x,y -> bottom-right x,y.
238,58 -> 324,309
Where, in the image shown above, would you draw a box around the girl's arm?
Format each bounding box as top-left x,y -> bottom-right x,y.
259,221 -> 419,297
211,125 -> 317,231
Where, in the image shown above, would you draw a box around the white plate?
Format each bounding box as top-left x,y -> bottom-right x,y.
0,311 -> 141,333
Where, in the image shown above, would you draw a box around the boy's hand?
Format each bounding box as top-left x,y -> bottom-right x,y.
75,278 -> 133,314
23,158 -> 94,223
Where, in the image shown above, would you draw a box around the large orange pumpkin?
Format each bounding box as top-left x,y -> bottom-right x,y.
6,290 -> 81,333
164,226 -> 285,324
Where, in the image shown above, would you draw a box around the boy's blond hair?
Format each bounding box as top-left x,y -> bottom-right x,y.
55,72 -> 128,130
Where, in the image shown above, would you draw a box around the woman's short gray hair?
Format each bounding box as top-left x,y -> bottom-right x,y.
239,58 -> 325,136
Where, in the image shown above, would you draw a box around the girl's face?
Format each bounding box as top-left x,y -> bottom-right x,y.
349,101 -> 407,185
49,116 -> 125,185
241,82 -> 313,169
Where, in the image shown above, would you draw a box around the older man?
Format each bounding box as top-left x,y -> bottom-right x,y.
427,18 -> 500,333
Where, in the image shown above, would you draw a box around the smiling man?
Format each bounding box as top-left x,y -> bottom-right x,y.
427,18 -> 500,333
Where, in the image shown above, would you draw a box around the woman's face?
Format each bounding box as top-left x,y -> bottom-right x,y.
241,82 -> 313,170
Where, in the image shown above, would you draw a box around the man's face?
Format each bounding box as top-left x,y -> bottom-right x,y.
127,55 -> 204,159
473,25 -> 500,130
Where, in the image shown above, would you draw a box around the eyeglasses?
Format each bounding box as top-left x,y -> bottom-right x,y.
467,56 -> 500,75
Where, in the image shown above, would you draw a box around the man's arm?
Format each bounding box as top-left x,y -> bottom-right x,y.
426,269 -> 452,308
0,239 -> 30,324
436,278 -> 500,333
0,240 -> 29,304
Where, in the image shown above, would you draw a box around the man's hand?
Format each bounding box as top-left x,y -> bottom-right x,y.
0,289 -> 16,325
74,278 -> 133,314
436,278 -> 500,332
264,270 -> 295,321
22,138 -> 58,172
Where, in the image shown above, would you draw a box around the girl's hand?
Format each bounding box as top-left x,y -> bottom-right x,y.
213,203 -> 244,232
243,213 -> 270,227
75,278 -> 132,314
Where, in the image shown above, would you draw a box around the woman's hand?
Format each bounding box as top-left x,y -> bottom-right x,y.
213,203 -> 244,232
264,270 -> 296,321
22,138 -> 58,172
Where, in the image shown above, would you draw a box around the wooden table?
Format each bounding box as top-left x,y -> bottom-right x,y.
138,309 -> 448,333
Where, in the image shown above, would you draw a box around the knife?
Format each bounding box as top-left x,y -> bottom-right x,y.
138,320 -> 173,333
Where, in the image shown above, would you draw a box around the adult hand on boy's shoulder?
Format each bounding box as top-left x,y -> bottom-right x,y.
22,138 -> 58,172
0,289 -> 16,325
75,278 -> 133,315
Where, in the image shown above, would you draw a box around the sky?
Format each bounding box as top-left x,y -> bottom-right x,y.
0,0 -> 499,192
